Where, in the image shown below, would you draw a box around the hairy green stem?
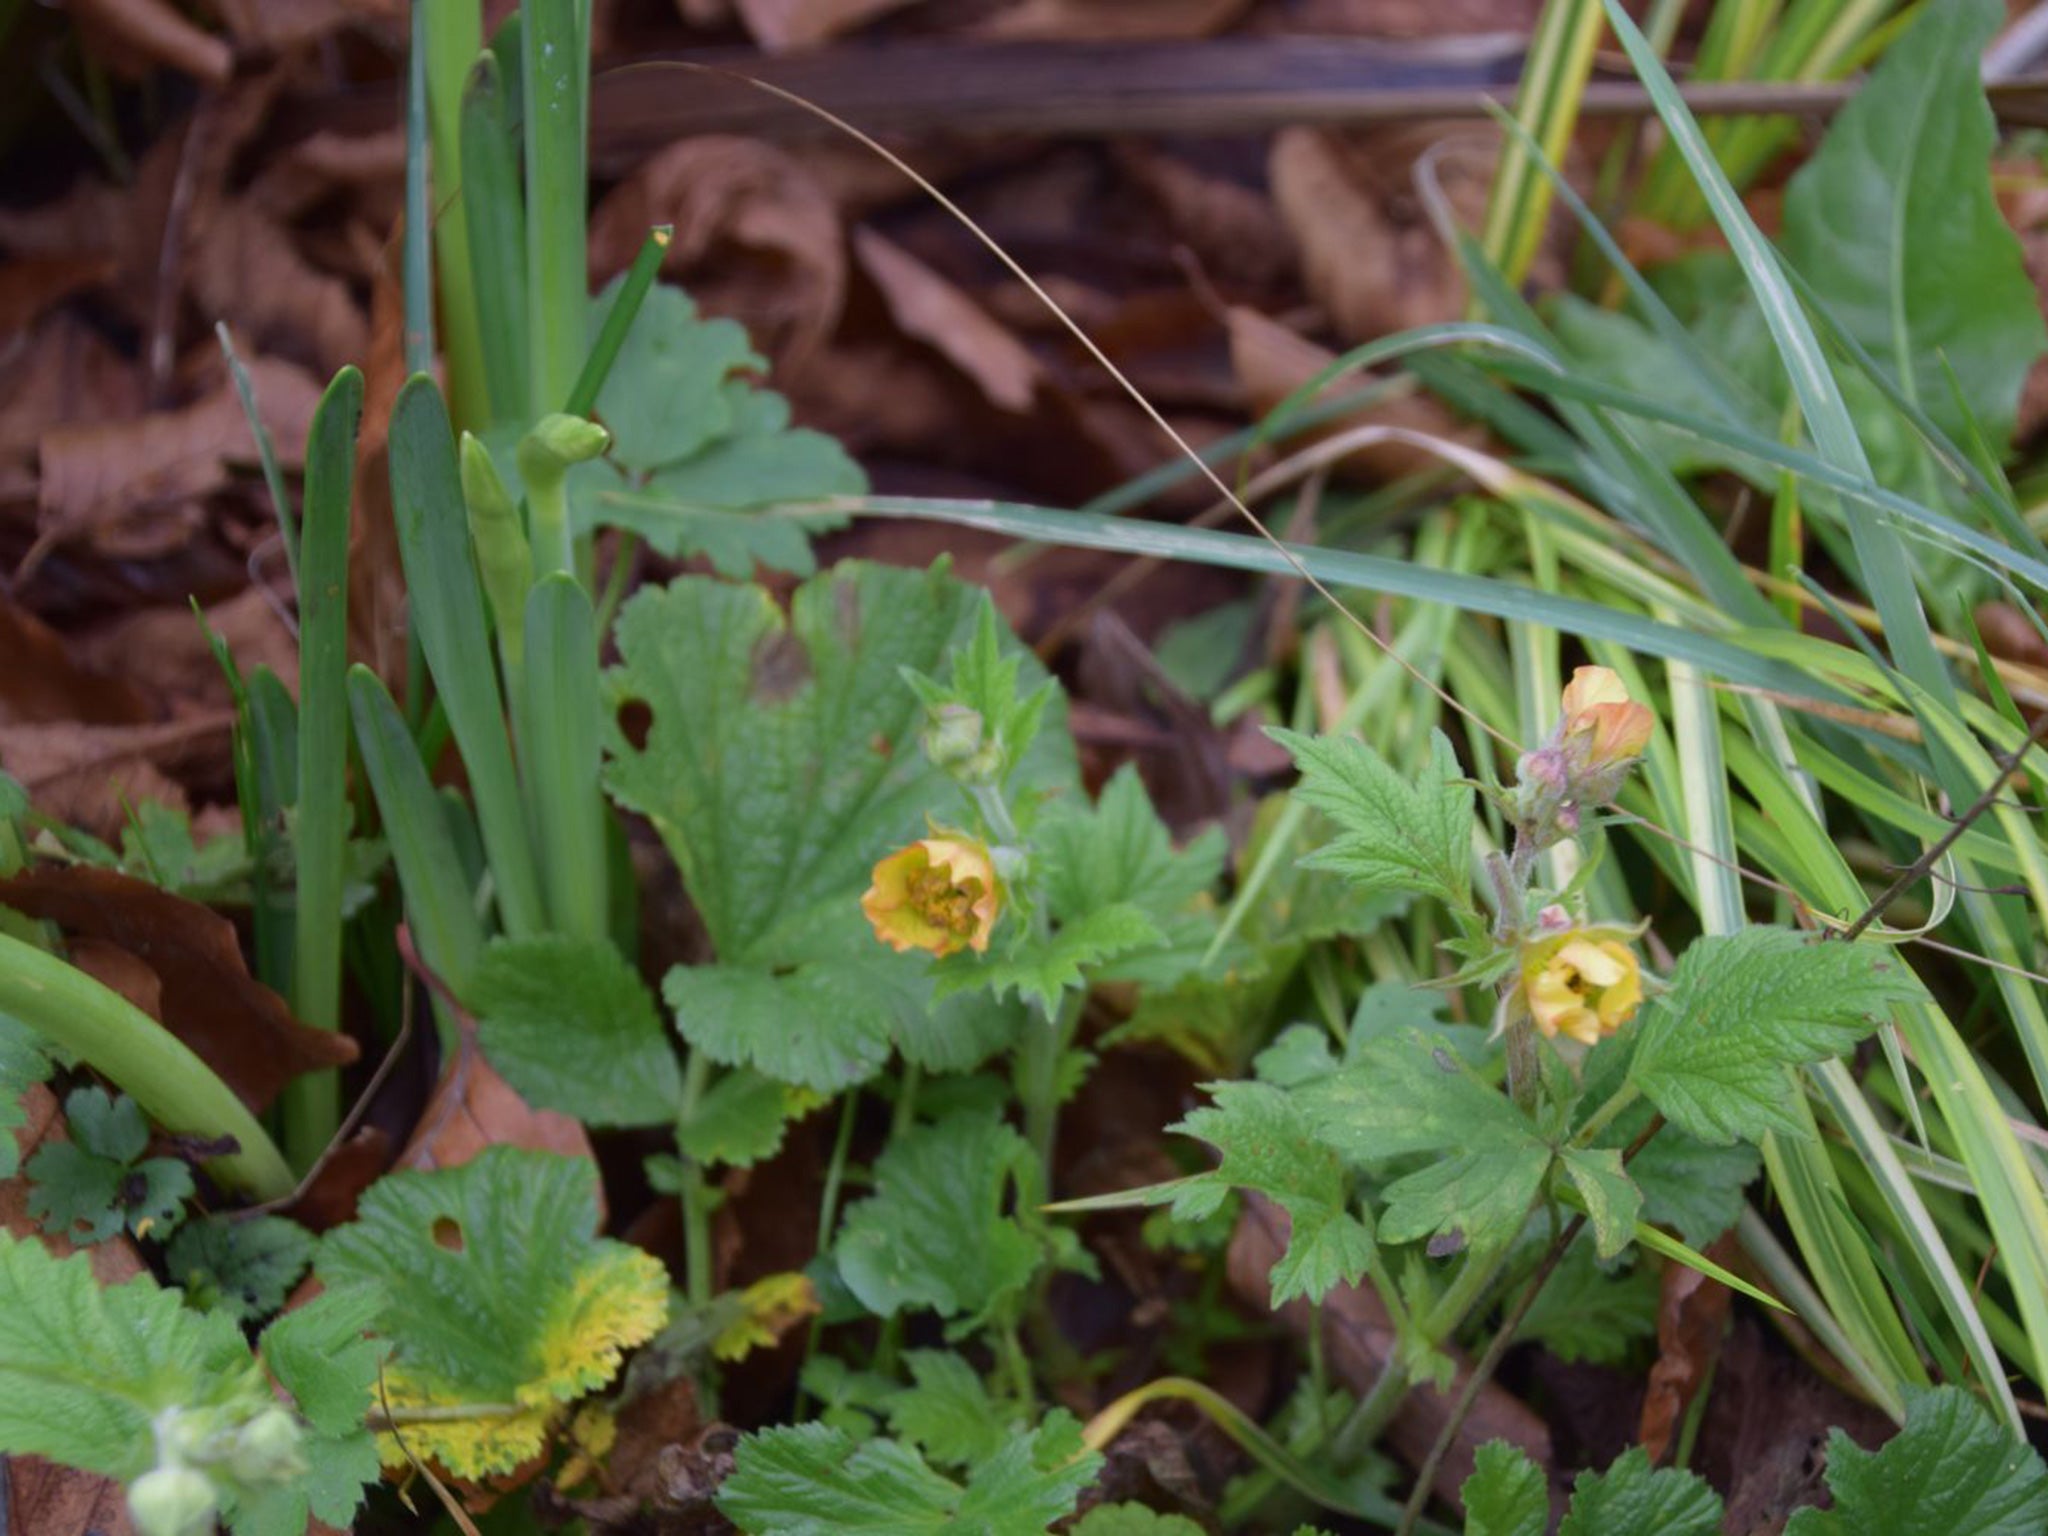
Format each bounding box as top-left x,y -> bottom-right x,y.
0,933 -> 292,1198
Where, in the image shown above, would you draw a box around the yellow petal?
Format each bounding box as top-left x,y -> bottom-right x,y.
1556,938 -> 1627,988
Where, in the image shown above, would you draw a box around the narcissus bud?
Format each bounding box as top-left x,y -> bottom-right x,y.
128,1467 -> 217,1536
862,836 -> 1002,958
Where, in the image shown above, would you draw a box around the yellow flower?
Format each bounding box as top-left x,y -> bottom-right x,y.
1521,932 -> 1644,1046
862,836 -> 1002,958
1559,666 -> 1654,768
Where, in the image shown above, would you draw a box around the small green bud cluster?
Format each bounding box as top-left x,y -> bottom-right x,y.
131,1401 -> 307,1536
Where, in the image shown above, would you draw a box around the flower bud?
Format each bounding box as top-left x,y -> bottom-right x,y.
1558,667 -> 1653,775
922,704 -> 985,769
128,1467 -> 217,1536
226,1405 -> 306,1485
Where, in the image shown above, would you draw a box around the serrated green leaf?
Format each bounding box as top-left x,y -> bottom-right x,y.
1039,764 -> 1225,929
589,487 -> 841,579
1629,930 -> 1918,1145
1512,1241 -> 1658,1366
1783,1386 -> 2048,1536
592,282 -> 761,470
1168,1081 -> 1373,1304
894,987 -> 1027,1076
28,1088 -> 193,1245
0,1015 -> 55,1180
835,1111 -> 1041,1327
258,1283 -> 386,1437
1460,1439 -> 1548,1536
167,1215 -> 314,1323
0,1230 -> 259,1480
471,933 -> 682,1127
678,1067 -> 815,1168
317,1146 -> 669,1478
1073,1508 -> 1207,1536
884,1350 -> 1012,1468
1302,1036 -> 1549,1251
1273,727 -> 1472,909
1557,1148 -> 1641,1261
933,903 -> 1161,1016
1781,0 -> 2045,450
241,1284 -> 388,1536
1556,1445 -> 1720,1536
720,1414 -> 1101,1536
668,957 -> 906,1093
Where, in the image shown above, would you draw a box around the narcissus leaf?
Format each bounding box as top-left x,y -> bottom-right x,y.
317,1146 -> 669,1478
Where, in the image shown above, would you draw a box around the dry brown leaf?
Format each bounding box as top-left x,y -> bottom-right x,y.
30,357 -> 323,581
0,868 -> 359,1114
399,1011 -> 592,1177
188,201 -> 368,378
1637,1239 -> 1735,1463
0,596 -> 150,727
733,0 -> 923,51
248,127 -> 407,227
1258,0 -> 1540,34
0,716 -> 226,837
0,257 -> 117,338
0,316 -> 146,465
590,137 -> 845,372
66,0 -> 231,82
853,227 -> 1041,413
1227,1193 -> 1554,1508
77,586 -> 301,711
1226,304 -> 1482,481
1269,125 -> 1487,344
1117,145 -> 1294,294
207,0 -> 402,48
978,0 -> 1252,40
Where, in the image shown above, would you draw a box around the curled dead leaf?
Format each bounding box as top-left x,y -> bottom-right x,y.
77,586 -> 301,712
0,596 -> 150,727
853,227 -> 1041,413
66,0 -> 231,83
29,358 -> 323,582
1637,1238 -> 1735,1464
977,0 -> 1253,41
0,715 -> 228,838
733,0 -> 922,51
1269,124 -> 1490,344
590,136 -> 845,372
0,867 -> 359,1114
188,203 -> 369,378
1226,304 -> 1483,482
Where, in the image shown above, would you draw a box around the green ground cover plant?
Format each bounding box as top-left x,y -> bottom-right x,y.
3,0 -> 2048,1531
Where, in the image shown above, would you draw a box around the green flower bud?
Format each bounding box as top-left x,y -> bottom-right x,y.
226,1405 -> 306,1485
518,412 -> 612,475
128,1467 -> 216,1536
922,704 -> 985,769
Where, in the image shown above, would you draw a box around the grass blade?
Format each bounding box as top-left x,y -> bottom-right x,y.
460,48 -> 528,427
